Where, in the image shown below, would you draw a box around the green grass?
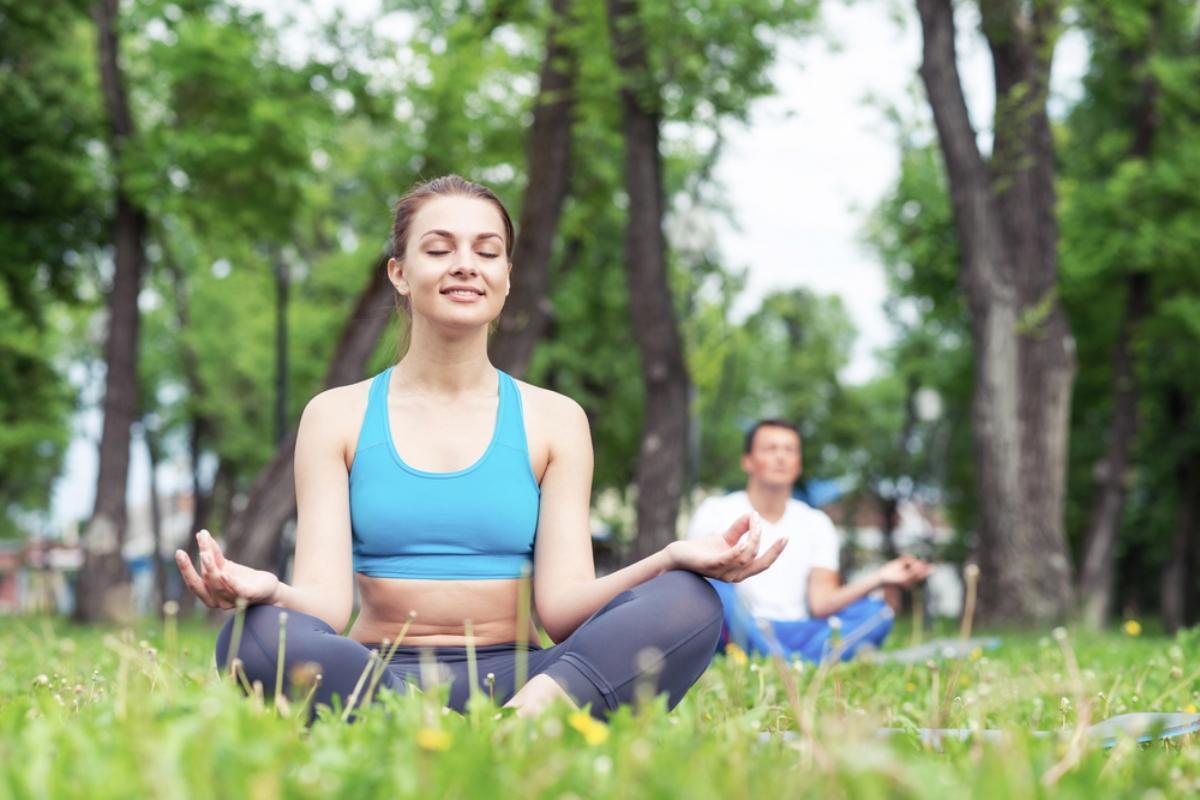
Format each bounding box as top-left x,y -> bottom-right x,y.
0,614 -> 1197,799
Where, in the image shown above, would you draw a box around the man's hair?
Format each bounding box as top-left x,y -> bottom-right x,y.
743,419 -> 802,454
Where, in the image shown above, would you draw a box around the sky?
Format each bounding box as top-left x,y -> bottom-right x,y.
46,0 -> 1090,530
713,1 -> 1086,382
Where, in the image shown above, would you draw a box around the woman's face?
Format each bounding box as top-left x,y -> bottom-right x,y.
389,194 -> 511,331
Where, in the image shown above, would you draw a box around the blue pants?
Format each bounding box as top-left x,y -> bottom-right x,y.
708,579 -> 894,663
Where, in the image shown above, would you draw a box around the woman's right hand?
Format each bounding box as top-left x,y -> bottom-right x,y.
174,530 -> 279,609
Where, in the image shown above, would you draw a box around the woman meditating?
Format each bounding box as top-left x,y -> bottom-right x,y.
175,175 -> 785,720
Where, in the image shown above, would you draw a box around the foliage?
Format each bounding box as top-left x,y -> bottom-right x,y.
0,616 -> 1197,797
864,140 -> 975,537
0,0 -> 105,318
1057,0 -> 1200,610
0,287 -> 76,538
865,0 -> 1200,619
0,0 -> 101,535
686,285 -> 860,491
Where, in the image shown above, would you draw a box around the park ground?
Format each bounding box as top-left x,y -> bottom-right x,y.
0,614 -> 1197,799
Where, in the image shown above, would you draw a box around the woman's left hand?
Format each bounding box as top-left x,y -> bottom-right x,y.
664,512 -> 787,582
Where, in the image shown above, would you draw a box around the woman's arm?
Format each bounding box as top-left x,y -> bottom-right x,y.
531,395 -> 784,642
176,389 -> 356,631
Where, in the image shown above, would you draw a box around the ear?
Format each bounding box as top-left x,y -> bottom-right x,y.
740,453 -> 753,475
387,256 -> 409,296
505,263 -> 512,297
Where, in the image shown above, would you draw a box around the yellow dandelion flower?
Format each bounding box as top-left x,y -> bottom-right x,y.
905,682 -> 917,692
568,710 -> 609,746
416,728 -> 452,752
725,643 -> 749,666
1122,619 -> 1142,637
1185,704 -> 1197,715
969,647 -> 983,662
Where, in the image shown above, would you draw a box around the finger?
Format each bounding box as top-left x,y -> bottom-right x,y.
739,515 -> 762,560
200,549 -> 228,595
203,530 -> 228,569
722,513 -> 752,547
218,569 -> 243,602
199,545 -> 216,579
734,536 -> 787,580
195,532 -> 211,576
175,550 -> 217,607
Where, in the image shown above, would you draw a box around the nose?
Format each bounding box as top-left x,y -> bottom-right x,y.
450,260 -> 478,278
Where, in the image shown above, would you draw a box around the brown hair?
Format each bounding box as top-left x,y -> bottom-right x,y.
744,419 -> 801,454
391,174 -> 516,262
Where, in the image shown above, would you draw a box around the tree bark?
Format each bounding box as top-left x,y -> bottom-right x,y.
915,0 -> 1076,624
76,0 -> 149,623
1078,5 -> 1162,629
223,256 -> 394,571
1079,273 -> 1149,627
145,424 -> 167,613
606,0 -> 691,560
489,0 -> 576,377
1162,388 -> 1197,634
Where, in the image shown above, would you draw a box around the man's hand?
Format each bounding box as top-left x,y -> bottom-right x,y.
876,555 -> 933,590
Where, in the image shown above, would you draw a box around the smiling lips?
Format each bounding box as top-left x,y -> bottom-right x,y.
441,285 -> 485,300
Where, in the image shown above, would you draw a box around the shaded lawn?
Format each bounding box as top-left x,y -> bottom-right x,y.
0,613 -> 1197,799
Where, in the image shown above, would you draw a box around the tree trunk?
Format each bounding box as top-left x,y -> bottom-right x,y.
1161,388 -> 1196,634
1079,273 -> 1149,627
915,0 -> 1075,624
489,0 -> 576,377
1078,7 -> 1162,629
145,424 -> 167,613
223,256 -> 394,571
606,0 -> 691,560
75,0 -> 148,623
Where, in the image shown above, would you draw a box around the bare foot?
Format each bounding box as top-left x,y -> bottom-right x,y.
504,674 -> 576,718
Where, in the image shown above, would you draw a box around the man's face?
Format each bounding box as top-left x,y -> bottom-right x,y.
741,425 -> 803,489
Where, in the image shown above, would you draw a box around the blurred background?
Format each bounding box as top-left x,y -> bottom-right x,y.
1,0 -> 1197,631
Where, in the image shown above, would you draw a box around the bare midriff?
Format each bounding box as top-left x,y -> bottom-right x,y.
347,574 -> 537,647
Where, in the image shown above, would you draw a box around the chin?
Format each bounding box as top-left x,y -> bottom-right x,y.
434,308 -> 502,331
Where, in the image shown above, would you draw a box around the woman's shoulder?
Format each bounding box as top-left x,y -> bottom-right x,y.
299,377 -> 376,432
511,378 -> 589,429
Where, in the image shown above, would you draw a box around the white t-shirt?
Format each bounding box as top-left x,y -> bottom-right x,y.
686,491 -> 840,621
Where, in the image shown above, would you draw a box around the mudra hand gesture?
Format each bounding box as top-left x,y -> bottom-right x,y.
175,530 -> 279,609
876,554 -> 932,590
665,512 -> 785,582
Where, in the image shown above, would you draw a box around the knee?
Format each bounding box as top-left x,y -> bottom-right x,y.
660,570 -> 723,631
215,604 -> 284,673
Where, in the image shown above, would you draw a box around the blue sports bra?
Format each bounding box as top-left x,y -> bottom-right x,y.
349,367 -> 540,580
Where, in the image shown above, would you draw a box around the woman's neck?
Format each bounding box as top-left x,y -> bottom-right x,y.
394,322 -> 495,396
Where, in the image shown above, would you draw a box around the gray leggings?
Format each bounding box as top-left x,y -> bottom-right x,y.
215,570 -> 722,720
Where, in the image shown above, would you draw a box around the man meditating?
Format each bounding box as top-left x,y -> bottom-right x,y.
687,419 -> 932,662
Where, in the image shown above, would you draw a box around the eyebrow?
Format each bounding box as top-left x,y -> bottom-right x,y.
418,230 -> 503,243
